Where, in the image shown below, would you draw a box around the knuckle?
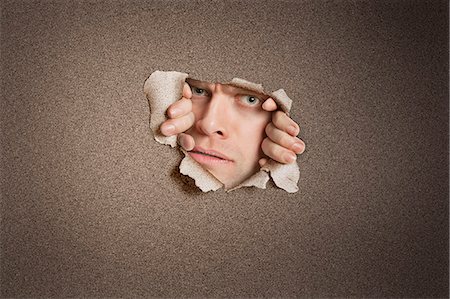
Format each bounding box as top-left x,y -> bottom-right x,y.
181,116 -> 191,130
185,98 -> 192,110
177,112 -> 194,132
187,112 -> 195,124
166,106 -> 174,118
265,122 -> 275,136
176,98 -> 186,108
263,139 -> 282,160
261,138 -> 271,154
272,110 -> 281,122
167,108 -> 177,118
273,111 -> 285,127
274,146 -> 285,161
280,134 -> 292,147
168,100 -> 185,118
180,98 -> 193,113
292,122 -> 300,133
170,121 -> 180,132
164,118 -> 174,127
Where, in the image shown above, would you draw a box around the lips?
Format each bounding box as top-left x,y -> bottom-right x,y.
188,146 -> 233,165
190,146 -> 232,160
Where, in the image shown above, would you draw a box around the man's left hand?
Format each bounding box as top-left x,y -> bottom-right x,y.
259,98 -> 306,166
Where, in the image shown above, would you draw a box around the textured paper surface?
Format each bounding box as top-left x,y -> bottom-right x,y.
2,1 -> 448,297
144,70 -> 300,192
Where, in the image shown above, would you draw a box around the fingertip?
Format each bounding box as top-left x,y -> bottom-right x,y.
287,125 -> 300,136
187,111 -> 196,127
262,98 -> 277,111
167,107 -> 180,118
183,82 -> 192,99
264,122 -> 274,136
178,133 -> 195,151
258,158 -> 268,167
185,138 -> 195,151
284,152 -> 297,164
292,142 -> 305,154
299,141 -> 306,154
184,96 -> 193,110
160,123 -> 175,136
260,137 -> 271,156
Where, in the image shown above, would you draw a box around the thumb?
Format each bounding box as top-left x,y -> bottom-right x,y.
177,133 -> 195,151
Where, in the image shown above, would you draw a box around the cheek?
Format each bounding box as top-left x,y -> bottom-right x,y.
236,114 -> 270,152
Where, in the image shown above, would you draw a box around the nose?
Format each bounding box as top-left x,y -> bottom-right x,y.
195,86 -> 230,139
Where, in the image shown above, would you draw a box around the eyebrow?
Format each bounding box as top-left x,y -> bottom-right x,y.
186,79 -> 268,99
186,79 -> 212,93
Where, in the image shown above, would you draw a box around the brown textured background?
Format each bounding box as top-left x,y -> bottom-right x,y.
1,0 -> 448,297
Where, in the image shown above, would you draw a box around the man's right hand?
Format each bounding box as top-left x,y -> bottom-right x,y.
160,83 -> 196,151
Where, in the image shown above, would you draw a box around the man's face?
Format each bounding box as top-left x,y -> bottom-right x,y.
185,79 -> 272,189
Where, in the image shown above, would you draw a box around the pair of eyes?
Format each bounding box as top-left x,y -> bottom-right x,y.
191,86 -> 261,107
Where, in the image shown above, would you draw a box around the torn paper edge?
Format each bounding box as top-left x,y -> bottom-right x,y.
144,71 -> 189,147
179,148 -> 223,192
144,70 -> 300,193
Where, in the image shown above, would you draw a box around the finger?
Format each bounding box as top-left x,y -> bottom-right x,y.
177,133 -> 195,151
261,137 -> 297,164
258,158 -> 268,167
160,112 -> 195,136
182,82 -> 192,99
167,97 -> 192,118
262,98 -> 277,111
272,111 -> 300,136
265,123 -> 305,154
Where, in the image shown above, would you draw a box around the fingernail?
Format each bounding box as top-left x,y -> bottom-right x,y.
284,152 -> 297,163
288,125 -> 298,136
292,142 -> 303,153
169,108 -> 180,118
161,124 -> 175,136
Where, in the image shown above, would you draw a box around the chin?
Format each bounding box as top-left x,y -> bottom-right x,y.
223,180 -> 239,190
220,172 -> 255,190
215,176 -> 237,190
209,162 -> 260,190
210,172 -> 240,190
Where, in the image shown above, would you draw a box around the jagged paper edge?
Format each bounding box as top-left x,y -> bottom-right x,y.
144,70 -> 300,193
144,71 -> 189,147
179,148 -> 223,192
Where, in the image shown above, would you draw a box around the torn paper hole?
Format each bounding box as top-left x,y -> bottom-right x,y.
144,70 -> 300,193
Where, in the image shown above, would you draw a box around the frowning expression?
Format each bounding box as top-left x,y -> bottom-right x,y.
185,79 -> 272,189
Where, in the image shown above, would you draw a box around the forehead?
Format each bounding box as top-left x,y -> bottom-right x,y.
186,78 -> 269,99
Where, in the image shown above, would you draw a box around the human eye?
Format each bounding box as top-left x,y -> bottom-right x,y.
239,95 -> 261,107
191,86 -> 209,97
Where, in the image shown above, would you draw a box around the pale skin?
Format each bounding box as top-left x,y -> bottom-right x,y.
160,80 -> 306,188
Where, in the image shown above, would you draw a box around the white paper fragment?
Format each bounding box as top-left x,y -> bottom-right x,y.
144,70 -> 301,193
229,170 -> 270,192
270,89 -> 293,114
229,78 -> 265,94
262,159 -> 300,193
144,70 -> 189,147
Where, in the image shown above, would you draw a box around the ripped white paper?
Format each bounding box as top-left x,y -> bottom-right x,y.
144,70 -> 300,193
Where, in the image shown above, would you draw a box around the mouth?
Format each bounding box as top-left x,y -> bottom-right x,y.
188,146 -> 233,165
